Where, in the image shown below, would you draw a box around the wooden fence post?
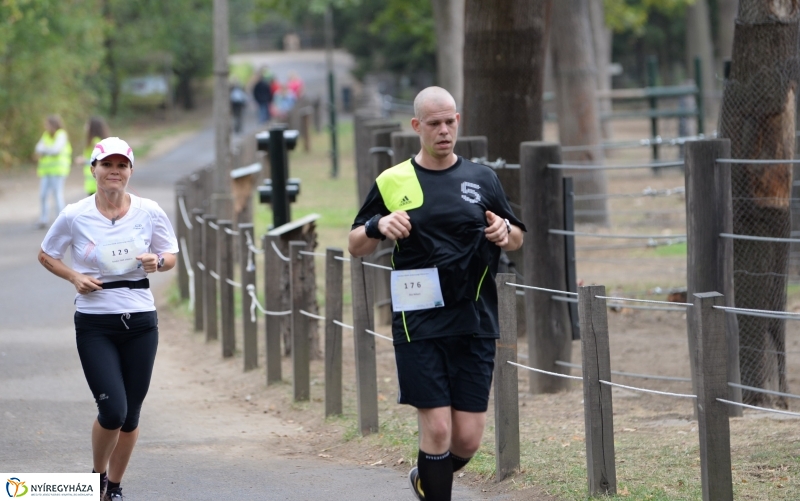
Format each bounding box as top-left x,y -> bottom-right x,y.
453,136 -> 488,160
493,273 -> 520,481
685,138 -> 741,416
391,131 -> 419,166
175,184 -> 190,300
354,110 -> 383,202
325,248 -> 344,416
520,142 -> 573,393
579,285 -> 617,496
204,215 -> 219,342
563,177 -> 580,340
219,220 -> 236,358
350,256 -> 378,435
240,223 -> 258,371
692,291 -> 733,501
192,208 -> 205,332
370,124 -> 401,326
291,241 -> 310,401
264,234 -> 283,384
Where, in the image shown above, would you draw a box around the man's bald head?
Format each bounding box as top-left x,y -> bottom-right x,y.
413,86 -> 457,119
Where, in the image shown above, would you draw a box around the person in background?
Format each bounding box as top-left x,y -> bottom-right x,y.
252,67 -> 274,124
230,79 -> 248,134
35,114 -> 72,229
80,116 -> 111,196
271,84 -> 297,121
286,71 -> 304,99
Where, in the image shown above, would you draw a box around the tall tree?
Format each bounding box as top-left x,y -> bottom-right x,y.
589,0 -> 612,141
461,0 -> 551,163
551,0 -> 608,225
717,0 -> 739,73
718,0 -> 799,407
686,0 -> 715,118
431,0 -> 464,107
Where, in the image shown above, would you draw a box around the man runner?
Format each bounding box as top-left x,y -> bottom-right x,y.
348,86 -> 525,501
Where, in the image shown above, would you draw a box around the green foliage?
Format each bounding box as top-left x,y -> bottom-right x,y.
255,0 -> 360,18
606,0 -> 696,86
0,0 -> 215,167
105,0 -> 213,110
605,0 -> 695,35
0,0 -> 105,168
254,0 -> 435,81
361,0 -> 435,76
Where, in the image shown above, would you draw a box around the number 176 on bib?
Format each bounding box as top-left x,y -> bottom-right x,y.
390,268 -> 445,312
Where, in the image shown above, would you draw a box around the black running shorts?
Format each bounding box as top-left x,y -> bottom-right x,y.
394,336 -> 496,412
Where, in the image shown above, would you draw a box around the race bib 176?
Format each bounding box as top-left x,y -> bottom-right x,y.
390,268 -> 445,312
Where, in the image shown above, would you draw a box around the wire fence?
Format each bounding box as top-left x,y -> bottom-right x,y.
172,126 -> 800,497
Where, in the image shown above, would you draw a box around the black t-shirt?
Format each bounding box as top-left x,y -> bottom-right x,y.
352,156 -> 526,343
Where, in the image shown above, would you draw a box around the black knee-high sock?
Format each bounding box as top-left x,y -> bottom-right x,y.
417,449 -> 453,501
450,452 -> 471,472
92,470 -> 107,486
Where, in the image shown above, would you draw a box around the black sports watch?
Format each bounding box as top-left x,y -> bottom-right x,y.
365,214 -> 386,240
156,253 -> 165,269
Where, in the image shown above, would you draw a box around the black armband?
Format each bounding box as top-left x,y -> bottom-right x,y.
364,214 -> 386,240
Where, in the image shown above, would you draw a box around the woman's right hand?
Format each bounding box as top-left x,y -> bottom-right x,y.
71,274 -> 104,294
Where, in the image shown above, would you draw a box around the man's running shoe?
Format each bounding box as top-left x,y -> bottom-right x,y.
408,466 -> 425,500
105,487 -> 124,500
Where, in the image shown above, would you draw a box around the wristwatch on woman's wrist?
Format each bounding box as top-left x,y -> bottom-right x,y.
504,218 -> 512,236
156,253 -> 165,269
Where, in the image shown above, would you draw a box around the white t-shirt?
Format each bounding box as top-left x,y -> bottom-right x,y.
41,194 -> 179,314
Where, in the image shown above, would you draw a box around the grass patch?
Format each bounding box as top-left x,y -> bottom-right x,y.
651,240 -> 687,257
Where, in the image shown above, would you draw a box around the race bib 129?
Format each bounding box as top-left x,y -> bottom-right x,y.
390,268 -> 445,312
97,237 -> 146,276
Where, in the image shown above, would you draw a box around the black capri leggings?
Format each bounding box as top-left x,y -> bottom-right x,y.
75,311 -> 158,433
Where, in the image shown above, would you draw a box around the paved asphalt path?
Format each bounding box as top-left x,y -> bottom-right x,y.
0,112 -> 513,498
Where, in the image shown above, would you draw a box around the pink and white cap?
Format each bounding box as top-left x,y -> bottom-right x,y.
90,137 -> 134,166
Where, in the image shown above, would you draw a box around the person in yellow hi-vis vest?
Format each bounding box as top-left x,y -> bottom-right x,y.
80,116 -> 111,196
35,114 -> 72,228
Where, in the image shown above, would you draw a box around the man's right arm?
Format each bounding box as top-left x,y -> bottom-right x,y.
348,225 -> 380,257
348,211 -> 412,258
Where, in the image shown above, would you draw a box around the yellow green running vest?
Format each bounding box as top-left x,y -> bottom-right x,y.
37,129 -> 72,178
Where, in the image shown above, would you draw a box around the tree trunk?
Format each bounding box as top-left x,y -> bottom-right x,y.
686,0 -> 717,121
103,0 -> 120,117
587,0 -> 612,141
462,0 -> 552,163
718,0 -> 799,407
431,0 -> 465,108
176,73 -> 195,110
717,0 -> 739,75
550,0 -> 608,225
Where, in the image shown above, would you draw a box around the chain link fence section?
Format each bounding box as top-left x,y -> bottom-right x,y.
717,17 -> 800,405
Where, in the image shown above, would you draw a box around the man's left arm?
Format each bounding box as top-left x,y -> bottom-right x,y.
484,210 -> 522,251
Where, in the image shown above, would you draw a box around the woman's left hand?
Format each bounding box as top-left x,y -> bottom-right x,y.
136,253 -> 159,273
